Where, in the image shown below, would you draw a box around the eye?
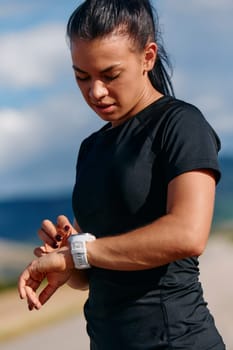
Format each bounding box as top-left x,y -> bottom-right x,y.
75,74 -> 90,82
104,73 -> 120,82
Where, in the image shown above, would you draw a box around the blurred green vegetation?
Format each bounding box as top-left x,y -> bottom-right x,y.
0,280 -> 17,293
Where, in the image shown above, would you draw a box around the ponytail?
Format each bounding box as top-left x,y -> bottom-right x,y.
149,55 -> 175,97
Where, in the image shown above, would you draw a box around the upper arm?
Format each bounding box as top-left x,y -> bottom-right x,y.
166,169 -> 216,254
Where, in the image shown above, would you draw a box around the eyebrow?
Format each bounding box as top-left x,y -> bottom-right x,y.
72,63 -> 121,74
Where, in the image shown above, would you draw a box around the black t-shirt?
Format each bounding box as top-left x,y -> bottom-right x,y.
72,96 -> 225,349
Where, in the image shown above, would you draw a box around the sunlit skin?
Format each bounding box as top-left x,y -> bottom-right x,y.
70,33 -> 163,127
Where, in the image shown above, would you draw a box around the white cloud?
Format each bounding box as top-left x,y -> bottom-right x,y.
194,94 -> 233,134
0,2 -> 38,19
0,92 -> 103,198
171,69 -> 233,155
158,0 -> 233,13
189,0 -> 233,10
0,23 -> 69,88
0,91 -> 102,172
0,108 -> 42,169
157,0 -> 233,40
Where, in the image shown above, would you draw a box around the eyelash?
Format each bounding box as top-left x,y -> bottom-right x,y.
75,76 -> 89,82
75,74 -> 120,82
105,74 -> 120,82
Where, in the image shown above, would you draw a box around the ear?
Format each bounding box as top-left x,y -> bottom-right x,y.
143,42 -> 157,72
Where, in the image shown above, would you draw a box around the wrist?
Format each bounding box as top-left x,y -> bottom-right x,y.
64,246 -> 75,269
57,246 -> 75,270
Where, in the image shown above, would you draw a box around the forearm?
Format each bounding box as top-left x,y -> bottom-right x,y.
82,171 -> 215,272
86,213 -> 208,271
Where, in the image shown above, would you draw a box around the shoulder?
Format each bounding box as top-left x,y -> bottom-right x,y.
161,98 -> 220,148
136,96 -> 207,132
157,99 -> 221,183
144,97 -> 220,147
150,96 -> 208,126
163,97 -> 208,127
135,96 -> 214,144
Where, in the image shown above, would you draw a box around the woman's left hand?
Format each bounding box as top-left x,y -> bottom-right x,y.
18,246 -> 74,310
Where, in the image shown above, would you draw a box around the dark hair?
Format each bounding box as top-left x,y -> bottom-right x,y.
67,0 -> 174,96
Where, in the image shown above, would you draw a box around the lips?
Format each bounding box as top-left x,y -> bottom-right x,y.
95,104 -> 111,108
92,101 -> 114,107
92,102 -> 116,114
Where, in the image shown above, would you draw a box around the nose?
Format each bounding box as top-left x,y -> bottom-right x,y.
89,80 -> 108,101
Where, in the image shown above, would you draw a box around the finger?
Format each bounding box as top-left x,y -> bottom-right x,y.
34,246 -> 47,257
34,242 -> 56,257
56,215 -> 75,245
18,269 -> 29,299
38,220 -> 58,248
18,262 -> 45,310
18,270 -> 42,309
39,283 -> 59,306
26,280 -> 41,311
26,275 -> 41,291
28,300 -> 38,311
18,260 -> 45,300
56,215 -> 73,235
25,285 -> 42,310
28,301 -> 34,311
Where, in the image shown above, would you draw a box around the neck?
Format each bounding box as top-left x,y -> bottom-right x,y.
111,88 -> 164,128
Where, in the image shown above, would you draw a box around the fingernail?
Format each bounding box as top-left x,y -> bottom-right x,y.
55,234 -> 62,242
64,225 -> 70,232
53,242 -> 59,249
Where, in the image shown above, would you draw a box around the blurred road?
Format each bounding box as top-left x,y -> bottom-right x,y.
1,315 -> 89,350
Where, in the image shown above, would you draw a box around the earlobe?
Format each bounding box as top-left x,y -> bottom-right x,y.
144,42 -> 157,72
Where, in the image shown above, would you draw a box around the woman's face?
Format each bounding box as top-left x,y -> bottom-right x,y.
70,33 -> 159,127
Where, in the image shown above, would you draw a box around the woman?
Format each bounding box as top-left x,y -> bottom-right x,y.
18,1 -> 225,349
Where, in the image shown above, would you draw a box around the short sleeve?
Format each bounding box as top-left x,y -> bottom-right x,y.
162,103 -> 221,184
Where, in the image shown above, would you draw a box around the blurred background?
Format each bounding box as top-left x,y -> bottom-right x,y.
0,0 -> 232,349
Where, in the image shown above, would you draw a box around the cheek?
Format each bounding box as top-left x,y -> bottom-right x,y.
77,82 -> 90,100
118,79 -> 143,101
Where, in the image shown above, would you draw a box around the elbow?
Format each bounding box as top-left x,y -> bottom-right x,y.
188,241 -> 206,257
181,227 -> 209,258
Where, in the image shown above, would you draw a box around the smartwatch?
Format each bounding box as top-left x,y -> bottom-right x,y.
68,233 -> 96,269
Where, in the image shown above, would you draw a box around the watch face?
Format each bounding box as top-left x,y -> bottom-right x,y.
69,233 -> 96,244
72,241 -> 84,250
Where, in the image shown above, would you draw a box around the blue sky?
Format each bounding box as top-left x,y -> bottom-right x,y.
0,0 -> 233,199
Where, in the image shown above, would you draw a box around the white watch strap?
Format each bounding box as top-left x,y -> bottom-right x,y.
69,233 -> 96,269
72,240 -> 89,269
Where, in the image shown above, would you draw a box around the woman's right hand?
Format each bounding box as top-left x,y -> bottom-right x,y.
35,215 -> 76,257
